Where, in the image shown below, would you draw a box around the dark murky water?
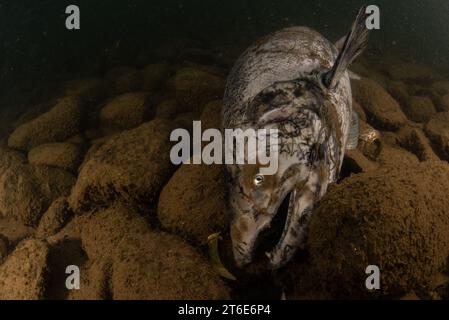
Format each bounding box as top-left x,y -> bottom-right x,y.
1,1 -> 449,113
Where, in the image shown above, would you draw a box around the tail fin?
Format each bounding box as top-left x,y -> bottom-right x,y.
323,7 -> 370,89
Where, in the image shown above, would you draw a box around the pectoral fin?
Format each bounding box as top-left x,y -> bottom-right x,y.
346,110 -> 360,150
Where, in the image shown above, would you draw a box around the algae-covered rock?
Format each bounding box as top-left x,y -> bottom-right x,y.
158,164 -> 228,246
0,239 -> 49,300
69,119 -> 175,212
111,232 -> 230,300
8,97 -> 83,151
99,92 -> 153,132
308,161 -> 449,298
352,79 -> 407,130
28,143 -> 84,173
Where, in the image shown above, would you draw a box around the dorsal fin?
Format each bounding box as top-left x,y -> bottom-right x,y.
323,7 -> 370,89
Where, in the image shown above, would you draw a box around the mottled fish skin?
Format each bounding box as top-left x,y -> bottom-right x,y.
223,26 -> 352,137
223,26 -> 353,269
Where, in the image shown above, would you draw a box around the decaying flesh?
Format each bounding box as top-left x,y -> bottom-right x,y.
223,8 -> 370,269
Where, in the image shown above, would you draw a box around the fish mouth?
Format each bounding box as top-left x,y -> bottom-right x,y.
251,192 -> 291,264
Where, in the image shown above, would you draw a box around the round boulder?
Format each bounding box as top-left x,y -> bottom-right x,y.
403,96 -> 436,123
0,164 -> 76,226
425,112 -> 449,161
352,79 -> 407,131
0,239 -> 49,300
172,68 -> 225,114
158,164 -> 228,246
99,92 -> 152,132
28,143 -> 83,173
307,161 -> 449,298
69,119 -> 175,212
8,96 -> 83,151
81,205 -> 150,260
112,231 -> 231,300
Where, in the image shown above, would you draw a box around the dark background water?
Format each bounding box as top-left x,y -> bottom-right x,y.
1,0 -> 449,116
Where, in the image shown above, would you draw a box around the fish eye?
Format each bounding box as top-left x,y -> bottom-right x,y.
254,174 -> 264,187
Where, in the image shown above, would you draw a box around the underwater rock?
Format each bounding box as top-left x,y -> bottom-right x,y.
80,205 -> 150,261
201,100 -> 223,130
67,259 -> 111,300
403,96 -> 436,123
99,92 -> 153,132
440,94 -> 449,112
424,112 -> 449,161
0,239 -> 49,300
377,144 -> 420,168
106,67 -> 143,94
155,99 -> 179,119
69,119 -> 175,212
8,96 -> 83,152
308,161 -> 449,298
0,148 -> 26,178
341,149 -> 378,178
0,217 -> 34,247
431,81 -> 449,96
111,231 -> 231,300
142,63 -> 172,91
65,78 -> 113,108
174,112 -> 197,131
397,126 -> 439,162
385,63 -> 439,82
171,67 -> 225,114
13,101 -> 55,129
65,134 -> 88,147
158,164 -> 228,246
28,143 -> 84,173
0,236 -> 7,262
0,164 -> 76,226
387,80 -> 409,107
36,197 -> 74,239
352,79 -> 407,131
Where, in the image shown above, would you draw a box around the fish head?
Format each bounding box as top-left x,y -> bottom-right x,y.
226,79 -> 323,267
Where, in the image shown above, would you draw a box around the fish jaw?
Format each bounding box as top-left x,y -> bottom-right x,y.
230,213 -> 272,267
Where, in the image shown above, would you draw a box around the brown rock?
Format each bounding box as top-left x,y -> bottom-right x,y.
174,112 -> 197,132
172,68 -> 225,114
387,80 -> 409,107
352,79 -> 407,130
28,143 -> 84,173
308,161 -> 449,298
0,164 -> 76,226
403,96 -> 436,123
67,259 -> 111,300
0,239 -> 49,300
36,197 -> 74,239
158,164 -> 228,246
397,126 -> 439,161
142,63 -> 171,91
8,96 -> 83,151
201,100 -> 223,130
155,99 -> 179,119
65,78 -> 112,107
112,232 -> 230,300
81,205 -> 150,260
106,67 -> 143,94
0,217 -> 34,247
0,148 -> 26,178
100,92 -> 152,132
424,112 -> 449,161
69,119 -> 175,212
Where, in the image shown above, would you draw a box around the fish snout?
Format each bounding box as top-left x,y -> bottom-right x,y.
230,215 -> 260,267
